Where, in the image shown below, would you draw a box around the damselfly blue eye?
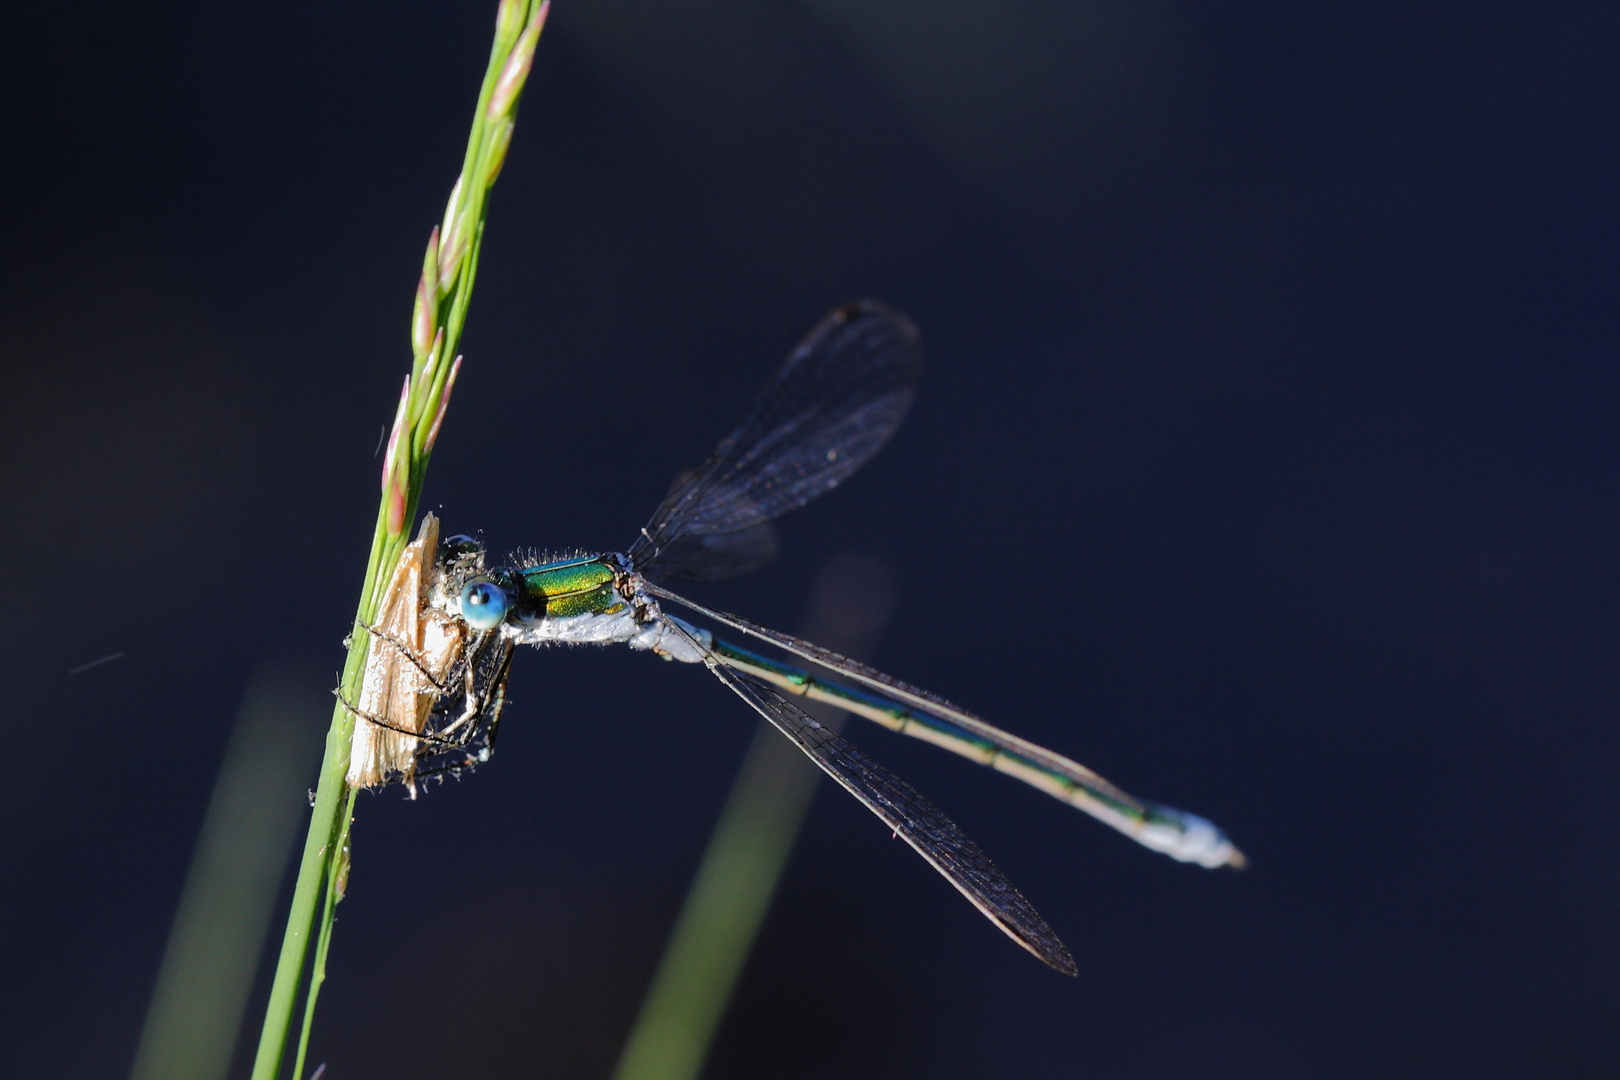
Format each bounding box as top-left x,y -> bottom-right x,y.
459,580 -> 509,630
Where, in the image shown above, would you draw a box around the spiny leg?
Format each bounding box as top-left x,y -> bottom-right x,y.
402,651 -> 511,784
430,633 -> 510,745
350,618 -> 456,695
405,748 -> 490,786
473,641 -> 515,759
336,690 -> 492,795
334,689 -> 480,752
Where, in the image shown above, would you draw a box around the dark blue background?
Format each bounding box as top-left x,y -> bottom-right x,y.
3,2 -> 1617,1076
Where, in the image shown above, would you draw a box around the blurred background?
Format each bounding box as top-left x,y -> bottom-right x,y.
3,2 -> 1618,1077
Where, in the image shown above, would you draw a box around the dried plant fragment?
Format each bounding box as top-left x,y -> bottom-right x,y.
347,513 -> 466,794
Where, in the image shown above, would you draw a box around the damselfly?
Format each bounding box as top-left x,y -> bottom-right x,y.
347,302 -> 1243,973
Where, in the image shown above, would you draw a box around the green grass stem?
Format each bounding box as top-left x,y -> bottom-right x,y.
249,5 -> 549,1077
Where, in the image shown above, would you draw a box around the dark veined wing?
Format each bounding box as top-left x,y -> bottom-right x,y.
709,662 -> 1077,975
633,521 -> 780,583
636,468 -> 781,583
629,301 -> 921,580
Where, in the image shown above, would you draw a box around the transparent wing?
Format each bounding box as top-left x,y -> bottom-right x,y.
630,301 -> 921,580
634,521 -> 779,583
707,659 -> 1076,975
646,582 -> 1245,869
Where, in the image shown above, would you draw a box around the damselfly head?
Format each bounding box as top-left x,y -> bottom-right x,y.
430,533 -> 486,607
440,533 -> 487,572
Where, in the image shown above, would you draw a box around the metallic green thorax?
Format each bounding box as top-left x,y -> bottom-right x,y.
520,557 -> 624,618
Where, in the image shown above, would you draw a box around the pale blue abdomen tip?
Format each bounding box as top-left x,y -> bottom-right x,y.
1138,811 -> 1246,869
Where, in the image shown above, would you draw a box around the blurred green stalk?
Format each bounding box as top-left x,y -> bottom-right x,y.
612,554 -> 893,1080
249,4 -> 549,1078
129,661 -> 327,1080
